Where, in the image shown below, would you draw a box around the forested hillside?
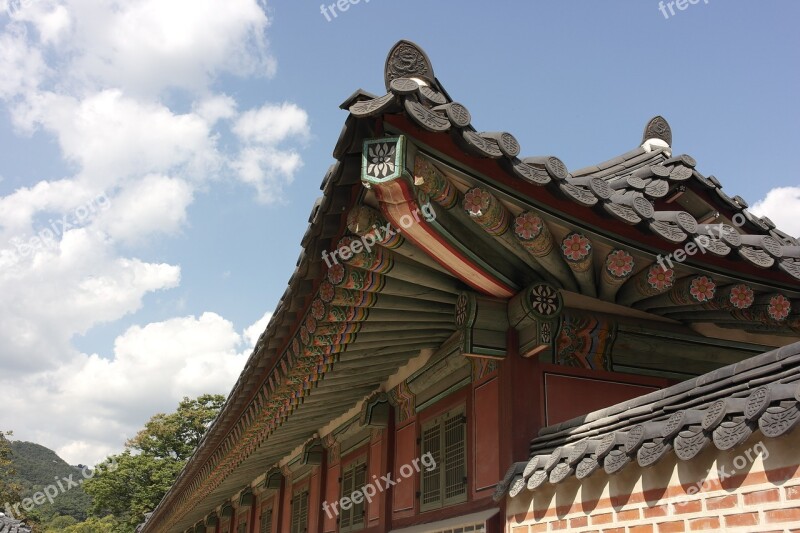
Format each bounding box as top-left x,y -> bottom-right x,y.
8,441 -> 92,522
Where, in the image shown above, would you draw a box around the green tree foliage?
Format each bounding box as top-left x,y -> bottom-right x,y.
83,394 -> 225,532
41,514 -> 78,530
57,515 -> 118,532
0,431 -> 23,515
126,394 -> 225,460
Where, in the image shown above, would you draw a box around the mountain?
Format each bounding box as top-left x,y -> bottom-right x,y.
7,441 -> 92,522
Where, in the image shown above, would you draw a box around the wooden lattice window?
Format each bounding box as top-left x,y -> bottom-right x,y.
259,508 -> 272,533
290,490 -> 309,533
420,405 -> 467,512
339,456 -> 368,532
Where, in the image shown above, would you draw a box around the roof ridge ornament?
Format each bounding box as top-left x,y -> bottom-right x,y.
385,40 -> 436,91
642,115 -> 673,150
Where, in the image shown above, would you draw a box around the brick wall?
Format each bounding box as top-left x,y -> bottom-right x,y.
507,435 -> 800,532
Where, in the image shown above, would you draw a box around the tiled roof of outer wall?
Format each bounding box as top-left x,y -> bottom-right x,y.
0,516 -> 31,533
349,40 -> 800,284
494,340 -> 800,500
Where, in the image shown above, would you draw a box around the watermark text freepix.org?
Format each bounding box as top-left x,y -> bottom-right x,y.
322,452 -> 436,519
7,192 -> 110,261
656,210 -> 752,272
3,457 -> 118,520
658,0 -> 709,20
320,0 -> 371,22
677,441 -> 768,503
321,202 -> 436,268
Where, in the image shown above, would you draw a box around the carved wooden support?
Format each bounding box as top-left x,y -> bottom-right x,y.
239,488 -> 254,507
560,232 -> 596,297
508,282 -> 563,359
455,291 -> 509,359
388,381 -> 415,423
360,392 -> 391,428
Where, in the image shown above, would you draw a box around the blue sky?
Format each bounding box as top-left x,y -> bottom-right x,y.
0,0 -> 798,465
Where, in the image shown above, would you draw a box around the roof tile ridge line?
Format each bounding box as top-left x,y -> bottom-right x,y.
572,147 -> 665,178
144,155 -> 358,529
529,412 -> 675,450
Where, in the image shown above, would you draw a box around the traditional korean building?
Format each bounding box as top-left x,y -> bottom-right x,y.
139,41 -> 800,533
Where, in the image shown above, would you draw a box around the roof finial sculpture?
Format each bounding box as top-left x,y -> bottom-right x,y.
642,115 -> 672,146
384,40 -> 436,91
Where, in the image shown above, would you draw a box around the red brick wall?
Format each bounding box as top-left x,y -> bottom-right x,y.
507,435 -> 800,532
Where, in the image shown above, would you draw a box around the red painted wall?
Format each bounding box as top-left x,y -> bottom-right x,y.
323,456 -> 339,533
392,420 -> 417,518
544,371 -> 667,425
473,377 -> 500,495
367,434 -> 384,527
308,468 -> 322,533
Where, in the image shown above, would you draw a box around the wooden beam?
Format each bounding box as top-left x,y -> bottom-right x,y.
454,291 -> 509,359
508,282 -> 563,358
560,232 -> 597,297
615,264 -> 677,306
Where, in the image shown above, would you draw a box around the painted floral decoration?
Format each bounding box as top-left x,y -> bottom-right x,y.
514,212 -> 543,240
605,250 -> 634,278
311,299 -> 326,320
367,143 -> 396,179
729,284 -> 754,309
305,315 -> 317,334
463,188 -> 489,216
689,276 -> 716,303
561,233 -> 591,262
327,263 -> 345,285
769,294 -> 791,321
319,281 -> 335,303
647,265 -> 675,291
529,284 -> 560,317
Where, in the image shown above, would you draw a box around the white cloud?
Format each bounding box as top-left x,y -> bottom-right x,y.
232,145 -> 303,203
0,227 -> 181,374
233,103 -> 310,146
0,29 -> 49,99
0,0 -> 307,466
194,94 -> 239,125
231,103 -> 310,203
13,90 -> 222,187
244,310 -> 272,348
1,311 -> 269,465
751,186 -> 800,238
95,174 -> 194,244
8,0 -> 274,97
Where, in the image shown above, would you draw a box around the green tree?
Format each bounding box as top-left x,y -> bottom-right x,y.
59,515 -> 118,532
83,395 -> 225,532
126,394 -> 225,460
0,431 -> 23,517
43,514 -> 79,531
